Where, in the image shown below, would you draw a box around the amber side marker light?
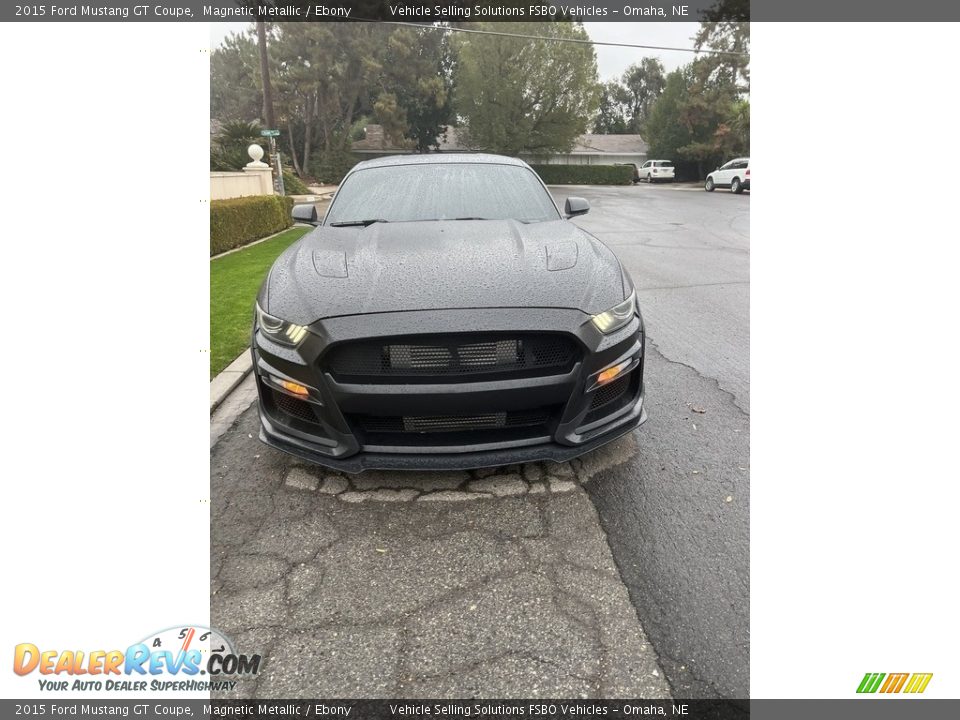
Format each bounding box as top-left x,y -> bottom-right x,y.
597,366 -> 624,385
595,358 -> 635,387
277,378 -> 310,397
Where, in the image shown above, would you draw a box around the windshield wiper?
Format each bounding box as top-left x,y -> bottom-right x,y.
329,218 -> 389,227
455,217 -> 540,224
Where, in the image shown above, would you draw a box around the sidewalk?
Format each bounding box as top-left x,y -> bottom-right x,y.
307,184 -> 338,197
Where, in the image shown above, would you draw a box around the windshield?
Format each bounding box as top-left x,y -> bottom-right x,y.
325,163 -> 561,225
653,161 -> 673,167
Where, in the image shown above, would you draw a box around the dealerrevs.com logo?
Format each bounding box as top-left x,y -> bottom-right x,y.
857,672 -> 933,694
13,626 -> 260,693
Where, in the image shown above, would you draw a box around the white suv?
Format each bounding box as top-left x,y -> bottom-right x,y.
705,158 -> 750,193
639,160 -> 675,183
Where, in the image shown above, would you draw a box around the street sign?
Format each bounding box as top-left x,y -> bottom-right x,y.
260,129 -> 280,137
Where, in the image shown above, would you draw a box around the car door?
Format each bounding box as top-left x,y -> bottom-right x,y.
640,160 -> 652,181
714,161 -> 735,186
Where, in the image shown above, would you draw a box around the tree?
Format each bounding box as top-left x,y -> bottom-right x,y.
643,1 -> 750,177
643,70 -> 694,163
210,31 -> 261,123
269,23 -> 381,178
694,0 -> 750,93
643,61 -> 749,179
593,80 -> 630,134
371,26 -> 453,152
619,59 -> 665,132
453,22 -> 600,155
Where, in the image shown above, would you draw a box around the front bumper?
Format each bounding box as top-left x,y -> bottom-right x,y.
253,307 -> 645,472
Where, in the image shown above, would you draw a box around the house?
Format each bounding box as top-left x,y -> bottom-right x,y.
351,125 -> 648,166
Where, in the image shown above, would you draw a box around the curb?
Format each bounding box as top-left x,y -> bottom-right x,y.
210,350 -> 253,414
210,226 -> 300,261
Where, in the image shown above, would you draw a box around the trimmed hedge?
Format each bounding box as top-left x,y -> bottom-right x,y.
210,195 -> 294,256
530,164 -> 634,186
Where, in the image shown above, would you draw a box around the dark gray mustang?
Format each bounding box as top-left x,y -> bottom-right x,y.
252,154 -> 645,472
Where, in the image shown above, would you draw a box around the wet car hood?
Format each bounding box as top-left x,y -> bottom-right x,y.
262,219 -> 625,326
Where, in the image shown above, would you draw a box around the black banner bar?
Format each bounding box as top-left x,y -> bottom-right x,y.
3,700 -> 960,720
3,1 -> 733,23
7,0 -> 960,22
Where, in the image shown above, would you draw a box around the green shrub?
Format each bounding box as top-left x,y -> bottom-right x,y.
282,170 -> 310,195
210,120 -> 263,171
530,164 -> 634,186
309,148 -> 358,185
210,195 -> 294,256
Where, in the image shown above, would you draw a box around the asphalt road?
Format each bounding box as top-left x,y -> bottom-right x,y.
561,183 -> 750,698
209,182 -> 749,699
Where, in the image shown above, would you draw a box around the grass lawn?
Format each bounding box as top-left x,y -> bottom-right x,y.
210,226 -> 311,378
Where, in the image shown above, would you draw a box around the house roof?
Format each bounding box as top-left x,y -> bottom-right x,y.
573,134 -> 648,154
352,125 -> 647,155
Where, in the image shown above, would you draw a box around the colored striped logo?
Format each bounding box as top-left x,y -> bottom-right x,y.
857,672 -> 933,694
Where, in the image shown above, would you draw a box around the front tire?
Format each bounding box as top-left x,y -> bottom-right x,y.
705,177 -> 715,192
731,177 -> 743,194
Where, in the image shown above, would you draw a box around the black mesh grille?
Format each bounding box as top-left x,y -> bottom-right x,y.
271,389 -> 317,423
590,374 -> 630,410
325,334 -> 577,380
353,408 -> 550,434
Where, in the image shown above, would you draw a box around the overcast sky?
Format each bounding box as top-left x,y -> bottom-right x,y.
209,22 -> 701,81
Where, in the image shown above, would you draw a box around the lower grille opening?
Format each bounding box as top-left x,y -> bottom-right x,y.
355,408 -> 549,435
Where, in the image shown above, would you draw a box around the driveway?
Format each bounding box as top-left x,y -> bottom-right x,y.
211,414 -> 670,698
210,182 -> 749,699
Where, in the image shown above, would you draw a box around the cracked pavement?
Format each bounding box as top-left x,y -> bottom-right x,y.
209,184 -> 748,699
212,412 -> 670,698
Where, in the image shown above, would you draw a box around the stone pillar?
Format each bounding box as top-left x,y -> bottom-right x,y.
242,144 -> 274,195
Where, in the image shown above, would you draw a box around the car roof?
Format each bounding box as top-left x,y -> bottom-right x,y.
351,153 -> 529,171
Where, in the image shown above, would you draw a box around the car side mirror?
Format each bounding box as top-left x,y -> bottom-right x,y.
564,197 -> 590,218
292,204 -> 319,226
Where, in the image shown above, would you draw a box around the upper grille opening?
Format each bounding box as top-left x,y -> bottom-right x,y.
325,334 -> 578,381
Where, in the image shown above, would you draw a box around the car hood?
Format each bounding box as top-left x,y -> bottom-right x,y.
263,219 -> 625,325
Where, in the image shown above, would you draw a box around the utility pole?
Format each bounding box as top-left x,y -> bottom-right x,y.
257,21 -> 275,131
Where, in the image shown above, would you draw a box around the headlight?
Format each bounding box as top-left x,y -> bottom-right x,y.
255,303 -> 309,346
591,291 -> 637,334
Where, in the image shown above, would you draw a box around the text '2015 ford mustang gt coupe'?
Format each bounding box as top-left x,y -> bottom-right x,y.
253,154 -> 646,472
